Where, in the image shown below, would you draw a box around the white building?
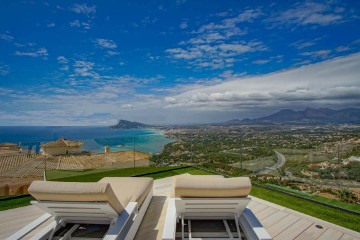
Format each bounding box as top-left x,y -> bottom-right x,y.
41,137 -> 83,156
349,156 -> 360,162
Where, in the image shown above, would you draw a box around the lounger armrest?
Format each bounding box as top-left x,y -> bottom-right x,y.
162,198 -> 177,240
239,208 -> 272,240
104,202 -> 138,240
29,221 -> 58,240
7,213 -> 52,240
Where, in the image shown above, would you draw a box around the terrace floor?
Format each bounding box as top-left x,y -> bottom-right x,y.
1,175 -> 360,240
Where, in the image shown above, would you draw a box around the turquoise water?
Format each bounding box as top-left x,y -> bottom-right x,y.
0,126 -> 173,154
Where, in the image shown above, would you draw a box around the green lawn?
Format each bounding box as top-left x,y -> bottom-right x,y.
47,166 -> 212,182
145,167 -> 212,179
0,196 -> 35,211
46,166 -> 181,181
251,186 -> 360,232
46,168 -> 110,180
46,166 -> 211,182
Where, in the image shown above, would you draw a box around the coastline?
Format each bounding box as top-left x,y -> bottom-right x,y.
0,126 -> 174,155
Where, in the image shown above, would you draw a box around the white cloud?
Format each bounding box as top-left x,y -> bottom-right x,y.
72,60 -> 98,78
179,21 -> 188,29
176,0 -> 187,5
0,65 -> 165,125
47,22 -> 55,28
106,50 -> 120,56
0,63 -> 10,75
335,46 -> 351,53
57,56 -> 69,64
166,41 -> 266,69
0,33 -> 14,41
158,5 -> 166,11
141,16 -> 158,26
164,53 -> 360,112
14,42 -> 36,48
15,48 -> 48,58
268,2 -> 344,27
95,38 -> 117,49
252,55 -> 283,65
300,50 -> 331,59
69,3 -> 96,15
56,56 -> 70,72
147,53 -> 160,62
253,59 -> 269,65
70,20 -> 81,27
218,70 -> 246,79
1,54 -> 359,125
198,9 -> 261,33
291,38 -> 321,49
59,65 -> 69,71
166,9 -> 265,69
0,87 -> 17,96
69,20 -> 91,30
57,56 -> 69,71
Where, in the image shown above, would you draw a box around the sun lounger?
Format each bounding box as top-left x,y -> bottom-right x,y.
162,175 -> 272,240
9,177 -> 153,240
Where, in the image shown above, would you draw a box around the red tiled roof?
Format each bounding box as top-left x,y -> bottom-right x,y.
41,137 -> 83,148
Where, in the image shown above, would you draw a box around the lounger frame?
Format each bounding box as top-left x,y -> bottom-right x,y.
162,197 -> 272,240
9,188 -> 153,240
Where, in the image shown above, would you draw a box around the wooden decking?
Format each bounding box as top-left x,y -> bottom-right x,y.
0,175 -> 359,240
247,197 -> 359,240
134,176 -> 360,240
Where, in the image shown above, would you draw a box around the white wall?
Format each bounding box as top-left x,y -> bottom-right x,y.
42,147 -> 82,156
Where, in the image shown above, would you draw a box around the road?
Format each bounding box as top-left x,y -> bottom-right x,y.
251,150 -> 286,176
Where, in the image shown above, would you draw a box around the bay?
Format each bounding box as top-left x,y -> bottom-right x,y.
0,126 -> 173,154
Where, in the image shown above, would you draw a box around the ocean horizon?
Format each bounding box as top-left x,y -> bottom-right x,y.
0,126 -> 173,154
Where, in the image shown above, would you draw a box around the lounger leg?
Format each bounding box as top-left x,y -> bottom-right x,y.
188,219 -> 192,240
29,219 -> 62,240
181,215 -> 185,240
234,213 -> 242,239
223,220 -> 234,239
60,224 -> 79,240
48,219 -> 63,240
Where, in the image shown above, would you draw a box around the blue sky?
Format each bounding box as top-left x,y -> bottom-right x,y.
0,0 -> 359,125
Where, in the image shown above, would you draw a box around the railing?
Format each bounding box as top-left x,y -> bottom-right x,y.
190,166 -> 360,216
252,182 -> 360,216
1,164 -> 359,217
0,166 -> 191,203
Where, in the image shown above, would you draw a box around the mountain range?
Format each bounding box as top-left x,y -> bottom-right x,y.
224,108 -> 360,124
111,108 -> 360,128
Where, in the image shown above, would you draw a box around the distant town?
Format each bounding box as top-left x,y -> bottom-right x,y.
154,123 -> 360,204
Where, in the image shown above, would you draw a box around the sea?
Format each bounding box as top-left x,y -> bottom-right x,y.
0,126 -> 174,154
